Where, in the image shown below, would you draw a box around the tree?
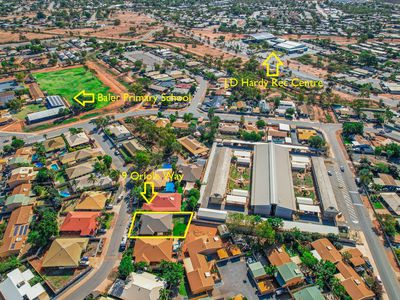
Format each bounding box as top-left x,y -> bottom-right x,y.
11,137 -> 25,149
118,253 -> 133,279
309,135 -> 326,149
103,155 -> 112,168
183,113 -> 193,122
315,260 -> 336,290
255,220 -> 275,245
114,19 -> 121,26
134,151 -> 150,171
256,119 -> 266,129
28,208 -> 58,248
158,260 -> 184,288
300,251 -> 318,269
133,261 -> 148,272
267,217 -> 283,230
36,169 -> 54,183
358,50 -> 377,66
342,122 -> 364,136
7,98 -> 25,112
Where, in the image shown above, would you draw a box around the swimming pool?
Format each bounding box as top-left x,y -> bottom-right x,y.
50,163 -> 60,171
35,162 -> 44,168
59,190 -> 71,198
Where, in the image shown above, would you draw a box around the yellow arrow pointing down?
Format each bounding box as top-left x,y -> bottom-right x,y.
140,182 -> 159,204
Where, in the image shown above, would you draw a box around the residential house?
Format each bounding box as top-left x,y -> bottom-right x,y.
380,193 -> 400,215
133,239 -> 173,265
75,191 -> 109,211
177,163 -> 204,183
373,173 -> 400,192
71,174 -> 113,192
0,206 -> 33,257
293,286 -> 325,300
7,157 -> 30,169
297,129 -> 318,142
311,238 -> 342,264
42,238 -> 89,268
11,183 -> 32,196
138,214 -> 173,236
153,168 -> 172,190
43,136 -> 66,153
59,148 -> 103,166
121,139 -> 146,157
275,262 -> 304,287
182,234 -> 222,295
106,124 -> 131,141
172,120 -> 190,130
142,193 -> 181,212
0,268 -> 47,300
4,195 -> 32,212
219,123 -> 240,135
248,262 -> 267,280
64,131 -> 90,148
109,271 -> 165,300
267,247 -> 292,266
60,211 -> 100,237
7,173 -> 34,189
65,161 -> 95,180
342,248 -> 367,270
335,261 -> 374,300
178,136 -> 209,157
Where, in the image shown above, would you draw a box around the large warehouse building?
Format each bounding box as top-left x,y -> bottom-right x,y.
251,143 -> 296,219
311,157 -> 339,219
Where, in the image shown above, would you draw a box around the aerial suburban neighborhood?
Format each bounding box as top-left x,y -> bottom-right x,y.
0,0 -> 400,300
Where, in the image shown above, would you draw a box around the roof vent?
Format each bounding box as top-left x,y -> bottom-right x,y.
327,246 -> 333,250
354,279 -> 361,285
277,248 -> 283,253
204,272 -> 211,277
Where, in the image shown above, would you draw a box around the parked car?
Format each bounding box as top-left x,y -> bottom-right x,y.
328,170 -> 332,176
119,236 -> 127,252
340,165 -> 345,172
98,228 -> 107,234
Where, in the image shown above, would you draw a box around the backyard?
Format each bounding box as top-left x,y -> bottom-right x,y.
14,104 -> 46,120
228,164 -> 251,191
173,217 -> 188,236
33,67 -> 111,109
293,171 -> 316,201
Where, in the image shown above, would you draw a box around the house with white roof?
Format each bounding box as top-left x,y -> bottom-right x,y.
0,268 -> 47,300
109,271 -> 165,300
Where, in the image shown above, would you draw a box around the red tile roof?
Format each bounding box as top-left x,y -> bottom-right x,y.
142,193 -> 182,212
60,211 -> 100,236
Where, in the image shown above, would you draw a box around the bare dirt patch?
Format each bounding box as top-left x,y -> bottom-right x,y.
192,26 -> 244,41
44,11 -> 160,40
0,30 -> 55,44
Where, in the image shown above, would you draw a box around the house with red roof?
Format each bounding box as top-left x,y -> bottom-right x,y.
60,211 -> 100,237
142,193 -> 182,212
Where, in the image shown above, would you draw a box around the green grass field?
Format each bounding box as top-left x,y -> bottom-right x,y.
33,67 -> 110,109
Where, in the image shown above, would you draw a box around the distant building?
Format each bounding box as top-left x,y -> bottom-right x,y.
275,41 -> 308,54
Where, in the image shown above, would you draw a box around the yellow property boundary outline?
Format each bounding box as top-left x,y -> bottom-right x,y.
127,211 -> 195,239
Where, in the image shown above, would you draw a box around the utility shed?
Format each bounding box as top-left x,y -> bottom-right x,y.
311,157 -> 339,219
251,143 -> 296,219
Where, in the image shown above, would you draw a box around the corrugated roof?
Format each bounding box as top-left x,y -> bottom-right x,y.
251,143 -> 296,212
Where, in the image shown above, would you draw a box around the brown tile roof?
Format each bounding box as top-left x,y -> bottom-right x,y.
268,248 -> 292,267
378,173 -> 397,186
183,233 -> 222,294
11,183 -> 32,196
133,239 -> 173,264
311,238 -> 342,263
0,205 -> 33,257
178,136 -> 208,156
336,261 -> 374,300
172,121 -> 190,129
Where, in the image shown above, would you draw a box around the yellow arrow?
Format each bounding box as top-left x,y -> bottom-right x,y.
140,182 -> 159,204
262,51 -> 284,77
73,90 -> 95,107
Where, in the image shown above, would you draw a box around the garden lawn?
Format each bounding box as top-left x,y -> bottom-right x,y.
33,67 -> 111,109
14,104 -> 46,120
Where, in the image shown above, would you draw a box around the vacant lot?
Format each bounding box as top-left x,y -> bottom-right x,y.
33,67 -> 110,109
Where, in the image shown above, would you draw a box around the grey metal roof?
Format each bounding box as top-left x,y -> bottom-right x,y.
46,95 -> 65,108
209,147 -> 232,199
311,157 -> 339,214
27,106 -> 65,122
251,143 -> 296,211
248,32 -> 275,40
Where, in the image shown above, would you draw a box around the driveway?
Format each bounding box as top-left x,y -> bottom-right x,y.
214,258 -> 259,300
